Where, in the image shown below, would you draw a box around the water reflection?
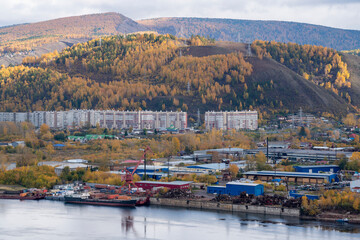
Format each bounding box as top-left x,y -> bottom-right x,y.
0,200 -> 360,240
121,215 -> 134,233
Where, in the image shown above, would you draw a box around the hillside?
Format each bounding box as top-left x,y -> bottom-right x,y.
138,17 -> 360,51
0,38 -> 89,67
343,53 -> 360,108
245,57 -> 349,114
0,34 -> 356,119
0,12 -> 148,54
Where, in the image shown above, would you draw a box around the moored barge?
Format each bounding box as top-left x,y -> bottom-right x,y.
64,195 -> 137,207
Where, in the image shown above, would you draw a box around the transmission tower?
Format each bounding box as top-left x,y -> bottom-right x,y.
247,41 -> 252,57
197,109 -> 201,127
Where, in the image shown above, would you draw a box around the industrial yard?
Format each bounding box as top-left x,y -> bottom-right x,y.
0,109 -> 360,224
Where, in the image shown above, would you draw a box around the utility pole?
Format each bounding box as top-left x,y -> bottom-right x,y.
197,109 -> 201,127
266,137 -> 269,164
167,156 -> 171,179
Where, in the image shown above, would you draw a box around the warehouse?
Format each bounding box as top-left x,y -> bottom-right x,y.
207,182 -> 264,196
293,165 -> 340,173
186,161 -> 246,171
244,148 -> 352,162
135,181 -> 192,190
244,171 -> 339,184
128,165 -> 169,174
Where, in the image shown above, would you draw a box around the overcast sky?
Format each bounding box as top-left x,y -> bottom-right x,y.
1,0 -> 360,30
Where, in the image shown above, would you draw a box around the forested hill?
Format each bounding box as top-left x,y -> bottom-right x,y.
138,17 -> 360,51
0,34 -> 356,119
0,12 -> 148,54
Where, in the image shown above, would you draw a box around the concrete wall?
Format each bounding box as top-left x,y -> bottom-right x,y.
150,198 -> 300,217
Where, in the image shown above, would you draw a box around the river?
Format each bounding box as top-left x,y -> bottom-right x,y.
0,199 -> 359,240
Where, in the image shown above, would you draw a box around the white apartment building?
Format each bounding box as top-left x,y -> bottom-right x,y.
0,110 -> 187,130
205,110 -> 258,130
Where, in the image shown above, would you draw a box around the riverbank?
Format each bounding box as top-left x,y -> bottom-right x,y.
301,212 -> 360,224
150,197 -> 300,217
149,197 -> 360,224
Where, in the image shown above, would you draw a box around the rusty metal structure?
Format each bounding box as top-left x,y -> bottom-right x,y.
121,146 -> 152,190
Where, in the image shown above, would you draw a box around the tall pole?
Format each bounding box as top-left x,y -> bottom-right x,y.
168,156 -> 170,179
266,137 -> 269,163
144,151 -> 147,180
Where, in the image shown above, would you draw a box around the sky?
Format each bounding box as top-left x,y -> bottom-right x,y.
1,0 -> 360,30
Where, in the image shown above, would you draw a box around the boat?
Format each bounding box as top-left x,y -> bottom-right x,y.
336,218 -> 349,223
135,196 -> 150,206
64,195 -> 137,207
0,191 -> 45,200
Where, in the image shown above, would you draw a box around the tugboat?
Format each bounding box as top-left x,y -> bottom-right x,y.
135,196 -> 150,206
64,194 -> 137,207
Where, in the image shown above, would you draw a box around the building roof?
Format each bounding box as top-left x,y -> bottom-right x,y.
207,186 -> 226,189
244,171 -> 337,178
186,162 -> 245,170
226,182 -> 262,186
130,165 -> 168,171
64,159 -> 89,163
294,165 -> 339,169
53,144 -> 65,147
194,148 -> 244,155
55,163 -> 88,170
136,181 -> 192,185
38,161 -> 64,167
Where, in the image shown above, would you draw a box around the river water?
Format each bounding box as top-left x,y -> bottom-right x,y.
0,199 -> 359,240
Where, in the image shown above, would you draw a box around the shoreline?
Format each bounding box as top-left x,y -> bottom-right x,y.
149,197 -> 300,217
150,198 -> 360,224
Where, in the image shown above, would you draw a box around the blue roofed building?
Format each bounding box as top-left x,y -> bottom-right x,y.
207,182 -> 264,196
293,165 -> 340,173
127,165 -> 169,174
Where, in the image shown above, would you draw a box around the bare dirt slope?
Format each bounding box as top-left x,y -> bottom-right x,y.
245,57 -> 351,115
181,42 -> 248,57
0,38 -> 89,67
342,53 -> 360,107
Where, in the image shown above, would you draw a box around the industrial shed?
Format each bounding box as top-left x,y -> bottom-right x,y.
244,171 -> 339,184
293,165 -> 340,173
207,182 -> 264,196
135,181 -> 192,190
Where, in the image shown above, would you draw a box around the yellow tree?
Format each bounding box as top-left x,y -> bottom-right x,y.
172,137 -> 180,154
229,164 -> 239,178
343,113 -> 357,126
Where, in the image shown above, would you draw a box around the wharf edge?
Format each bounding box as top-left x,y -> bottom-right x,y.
149,198 -> 300,217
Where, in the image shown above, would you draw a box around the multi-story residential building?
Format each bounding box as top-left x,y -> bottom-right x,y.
0,110 -> 187,130
205,110 -> 258,130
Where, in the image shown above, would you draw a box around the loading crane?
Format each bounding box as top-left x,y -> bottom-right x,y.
121,146 -> 152,190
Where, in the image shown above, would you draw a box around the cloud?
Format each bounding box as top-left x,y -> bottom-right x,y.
0,0 -> 359,30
